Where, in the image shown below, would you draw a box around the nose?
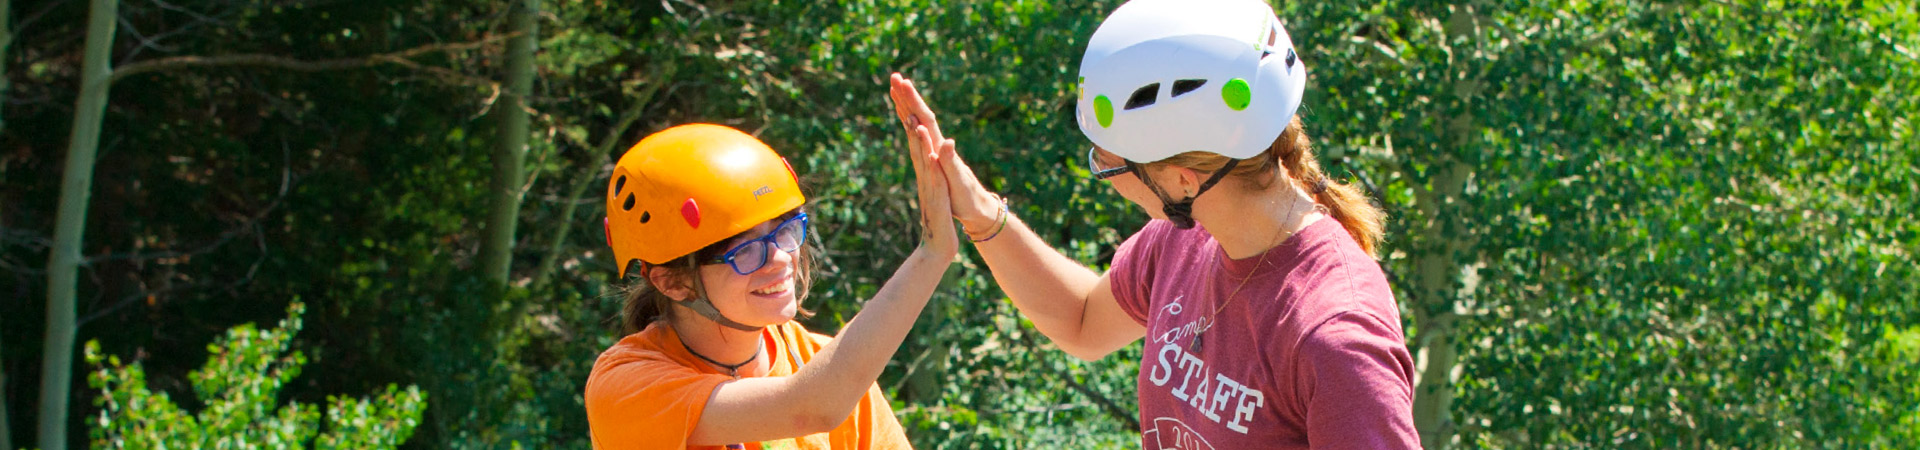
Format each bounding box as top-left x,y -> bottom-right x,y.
757,243 -> 797,275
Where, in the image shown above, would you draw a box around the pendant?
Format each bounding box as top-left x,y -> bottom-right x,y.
1189,331 -> 1203,353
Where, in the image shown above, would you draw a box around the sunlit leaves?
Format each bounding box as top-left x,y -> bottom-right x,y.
85,302 -> 427,449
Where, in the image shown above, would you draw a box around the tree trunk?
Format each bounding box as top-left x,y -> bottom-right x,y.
41,0 -> 118,449
1410,7 -> 1489,448
1409,157 -> 1467,449
2,0 -> 13,134
478,0 -> 539,284
1,0 -> 11,135
3,0 -> 15,444
2,336 -> 12,450
531,64 -> 674,288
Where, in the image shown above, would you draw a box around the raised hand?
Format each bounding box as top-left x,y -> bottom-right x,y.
907,120 -> 959,259
888,73 -> 1004,239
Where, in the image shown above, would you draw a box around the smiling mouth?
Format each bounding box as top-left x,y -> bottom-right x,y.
750,277 -> 794,296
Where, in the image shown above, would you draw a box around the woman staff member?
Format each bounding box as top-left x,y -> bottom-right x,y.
889,0 -> 1418,447
586,123 -> 957,449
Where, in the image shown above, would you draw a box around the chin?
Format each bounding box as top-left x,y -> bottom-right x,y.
773,300 -> 800,322
751,297 -> 799,326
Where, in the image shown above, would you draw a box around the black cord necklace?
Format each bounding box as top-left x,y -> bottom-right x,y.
678,333 -> 764,379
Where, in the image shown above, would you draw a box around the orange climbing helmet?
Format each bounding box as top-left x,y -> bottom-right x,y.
605,124 -> 805,277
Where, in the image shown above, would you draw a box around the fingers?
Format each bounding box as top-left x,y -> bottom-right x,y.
933,131 -> 979,193
923,132 -> 997,229
909,124 -> 931,180
928,139 -> 955,192
889,73 -> 916,130
921,141 -> 959,238
934,131 -> 962,177
895,76 -> 933,118
911,136 -> 957,247
894,73 -> 958,253
913,131 -> 947,203
889,74 -> 926,131
888,73 -> 941,143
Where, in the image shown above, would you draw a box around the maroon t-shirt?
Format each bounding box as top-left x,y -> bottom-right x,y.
1110,218 -> 1418,450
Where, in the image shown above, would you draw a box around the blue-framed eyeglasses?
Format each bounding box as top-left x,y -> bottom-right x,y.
1088,146 -> 1134,180
707,212 -> 809,275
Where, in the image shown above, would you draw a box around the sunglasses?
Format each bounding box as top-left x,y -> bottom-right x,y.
707,212 -> 809,275
1088,146 -> 1134,180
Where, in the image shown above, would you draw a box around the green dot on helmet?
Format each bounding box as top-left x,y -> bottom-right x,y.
1222,78 -> 1252,111
1094,95 -> 1114,128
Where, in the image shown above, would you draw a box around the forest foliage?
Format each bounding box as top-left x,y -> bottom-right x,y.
2,0 -> 1915,448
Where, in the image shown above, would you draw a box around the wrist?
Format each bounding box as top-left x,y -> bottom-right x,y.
963,196 -> 1010,243
910,244 -> 957,265
960,217 -> 997,237
960,194 -> 1006,236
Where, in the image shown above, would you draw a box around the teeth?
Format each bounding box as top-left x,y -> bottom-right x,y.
751,279 -> 793,295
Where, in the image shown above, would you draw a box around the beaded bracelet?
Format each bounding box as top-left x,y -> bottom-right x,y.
966,195 -> 1010,243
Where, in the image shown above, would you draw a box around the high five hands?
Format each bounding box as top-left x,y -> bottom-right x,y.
891,74 -> 960,259
888,73 -> 1003,240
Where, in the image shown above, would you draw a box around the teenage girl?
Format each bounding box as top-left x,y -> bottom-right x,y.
586,122 -> 956,449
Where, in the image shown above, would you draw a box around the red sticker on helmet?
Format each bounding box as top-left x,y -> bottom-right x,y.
681,198 -> 701,228
603,217 -> 613,245
781,157 -> 798,183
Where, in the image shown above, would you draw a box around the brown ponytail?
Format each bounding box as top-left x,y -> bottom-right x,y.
1274,118 -> 1384,257
1151,117 -> 1386,257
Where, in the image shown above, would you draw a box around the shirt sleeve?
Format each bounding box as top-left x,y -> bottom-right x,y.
585,354 -> 733,450
1107,221 -> 1167,326
860,383 -> 915,450
804,327 -> 916,450
1295,310 -> 1420,450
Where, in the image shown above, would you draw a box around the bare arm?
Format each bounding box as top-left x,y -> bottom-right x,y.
689,124 -> 960,444
690,248 -> 948,443
888,73 -> 1145,361
967,212 -> 1146,360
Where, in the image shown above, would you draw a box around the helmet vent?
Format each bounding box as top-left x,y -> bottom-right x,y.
1286,49 -> 1297,68
1124,83 -> 1160,110
640,212 -> 651,223
1171,79 -> 1207,97
622,194 -> 636,211
614,175 -> 627,194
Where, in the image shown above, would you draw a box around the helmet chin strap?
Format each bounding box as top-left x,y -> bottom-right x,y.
1135,159 -> 1241,229
677,292 -> 765,332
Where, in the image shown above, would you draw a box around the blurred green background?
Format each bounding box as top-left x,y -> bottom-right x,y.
3,0 -> 1916,448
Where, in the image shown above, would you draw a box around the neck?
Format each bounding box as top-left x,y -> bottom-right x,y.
1193,180 -> 1324,259
668,312 -> 770,377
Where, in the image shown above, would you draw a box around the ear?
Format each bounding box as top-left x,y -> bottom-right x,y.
645,265 -> 694,301
1170,166 -> 1204,196
1270,162 -> 1294,189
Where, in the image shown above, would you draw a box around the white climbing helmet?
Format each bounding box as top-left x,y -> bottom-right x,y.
1076,0 -> 1307,163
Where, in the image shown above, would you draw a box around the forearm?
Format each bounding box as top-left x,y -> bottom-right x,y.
689,247 -> 949,443
967,212 -> 1108,356
784,246 -> 948,423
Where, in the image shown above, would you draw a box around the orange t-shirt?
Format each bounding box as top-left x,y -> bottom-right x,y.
585,320 -> 912,450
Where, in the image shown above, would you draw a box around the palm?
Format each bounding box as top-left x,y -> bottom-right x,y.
888,74 -> 1000,231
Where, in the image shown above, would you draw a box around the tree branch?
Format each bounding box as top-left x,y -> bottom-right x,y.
1008,321 -> 1141,432
76,222 -> 268,329
77,140 -> 292,328
108,32 -> 518,83
530,64 -> 679,288
84,144 -> 295,267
